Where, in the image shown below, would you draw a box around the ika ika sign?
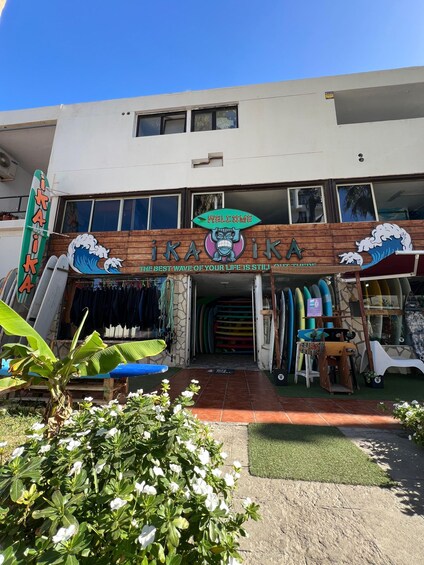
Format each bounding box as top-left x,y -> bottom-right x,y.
193,208 -> 261,263
17,170 -> 52,302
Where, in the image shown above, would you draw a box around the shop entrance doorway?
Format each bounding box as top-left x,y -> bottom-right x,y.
189,274 -> 257,369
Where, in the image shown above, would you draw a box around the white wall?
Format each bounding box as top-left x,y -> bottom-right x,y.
0,220 -> 24,279
41,67 -> 424,202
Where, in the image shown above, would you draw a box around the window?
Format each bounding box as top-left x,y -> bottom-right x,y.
225,188 -> 288,225
91,200 -> 120,231
336,183 -> 377,222
122,198 -> 149,230
192,192 -> 224,220
136,112 -> 186,137
288,186 -> 326,224
150,196 -> 179,229
62,195 -> 180,233
62,200 -> 92,232
192,106 -> 238,132
373,179 -> 424,221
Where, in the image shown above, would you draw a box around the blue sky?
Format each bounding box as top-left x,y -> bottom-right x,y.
0,0 -> 423,110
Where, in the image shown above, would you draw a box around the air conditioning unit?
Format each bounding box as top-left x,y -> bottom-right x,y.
0,148 -> 18,182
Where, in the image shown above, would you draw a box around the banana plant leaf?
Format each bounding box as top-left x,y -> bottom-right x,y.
0,301 -> 55,360
81,339 -> 166,376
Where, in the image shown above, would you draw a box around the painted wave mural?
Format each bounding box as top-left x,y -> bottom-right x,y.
67,234 -> 123,274
339,223 -> 412,269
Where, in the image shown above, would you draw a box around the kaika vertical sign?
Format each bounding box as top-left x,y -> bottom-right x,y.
17,170 -> 52,303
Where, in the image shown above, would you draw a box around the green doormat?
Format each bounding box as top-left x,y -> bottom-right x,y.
248,424 -> 393,486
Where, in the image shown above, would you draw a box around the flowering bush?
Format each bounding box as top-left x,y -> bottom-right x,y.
392,400 -> 424,447
0,380 -> 259,564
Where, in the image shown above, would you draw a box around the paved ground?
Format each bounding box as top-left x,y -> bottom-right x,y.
172,369 -> 398,427
212,423 -> 424,565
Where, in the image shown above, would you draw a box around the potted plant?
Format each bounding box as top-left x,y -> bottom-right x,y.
362,369 -> 384,388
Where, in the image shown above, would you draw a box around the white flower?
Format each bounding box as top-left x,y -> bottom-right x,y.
138,524 -> 156,548
198,448 -> 210,465
162,379 -> 169,384
136,388 -> 144,395
411,400 -> 419,405
143,431 -> 151,440
135,481 -> 157,495
66,439 -> 81,451
184,487 -> 191,499
233,460 -> 241,469
0,441 -> 7,448
185,440 -> 196,453
110,497 -> 127,511
127,392 -> 138,398
169,481 -> 179,493
212,468 -> 222,478
76,430 -> 90,437
84,396 -> 93,402
131,519 -> 138,527
26,433 -> 43,441
95,462 -> 106,473
191,379 -> 199,384
233,471 -> 241,479
243,497 -> 252,508
144,485 -> 157,495
408,435 -> 412,441
10,447 -> 24,460
224,473 -> 235,487
156,414 -> 165,422
194,466 -> 206,478
52,524 -> 77,544
0,554 -> 4,564
31,422 -> 45,431
105,427 -> 118,438
109,410 -> 118,417
68,461 -> 83,476
153,466 -> 164,477
227,557 -> 242,565
173,404 -> 182,414
220,499 -> 229,514
205,492 -> 219,511
170,463 -> 182,473
181,391 -> 194,399
192,477 -> 212,496
221,452 -> 228,459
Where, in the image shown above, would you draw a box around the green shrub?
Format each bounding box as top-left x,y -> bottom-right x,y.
392,400 -> 424,447
0,380 -> 259,564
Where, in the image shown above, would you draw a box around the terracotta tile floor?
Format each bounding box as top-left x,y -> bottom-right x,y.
171,368 -> 399,428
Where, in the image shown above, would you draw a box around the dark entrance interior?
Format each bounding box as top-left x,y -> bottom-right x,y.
190,274 -> 257,369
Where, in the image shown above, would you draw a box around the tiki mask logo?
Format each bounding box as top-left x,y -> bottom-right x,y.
192,208 -> 261,263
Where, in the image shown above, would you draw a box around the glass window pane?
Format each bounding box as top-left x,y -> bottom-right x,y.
122,198 -> 149,230
163,115 -> 185,134
150,196 -> 179,229
373,179 -> 424,221
193,112 -> 213,131
225,189 -> 288,225
138,116 -> 161,137
216,108 -> 237,129
337,184 -> 377,222
289,187 -> 325,224
91,200 -> 120,232
192,193 -> 223,219
62,200 -> 92,232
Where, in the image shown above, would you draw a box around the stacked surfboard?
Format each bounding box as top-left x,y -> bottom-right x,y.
196,298 -> 254,355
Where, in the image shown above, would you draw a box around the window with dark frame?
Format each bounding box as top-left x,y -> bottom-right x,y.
192,106 -> 238,132
136,112 -> 186,137
62,195 -> 180,233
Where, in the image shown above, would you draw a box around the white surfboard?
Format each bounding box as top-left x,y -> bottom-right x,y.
33,255 -> 69,339
26,256 -> 58,326
0,268 -> 17,304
